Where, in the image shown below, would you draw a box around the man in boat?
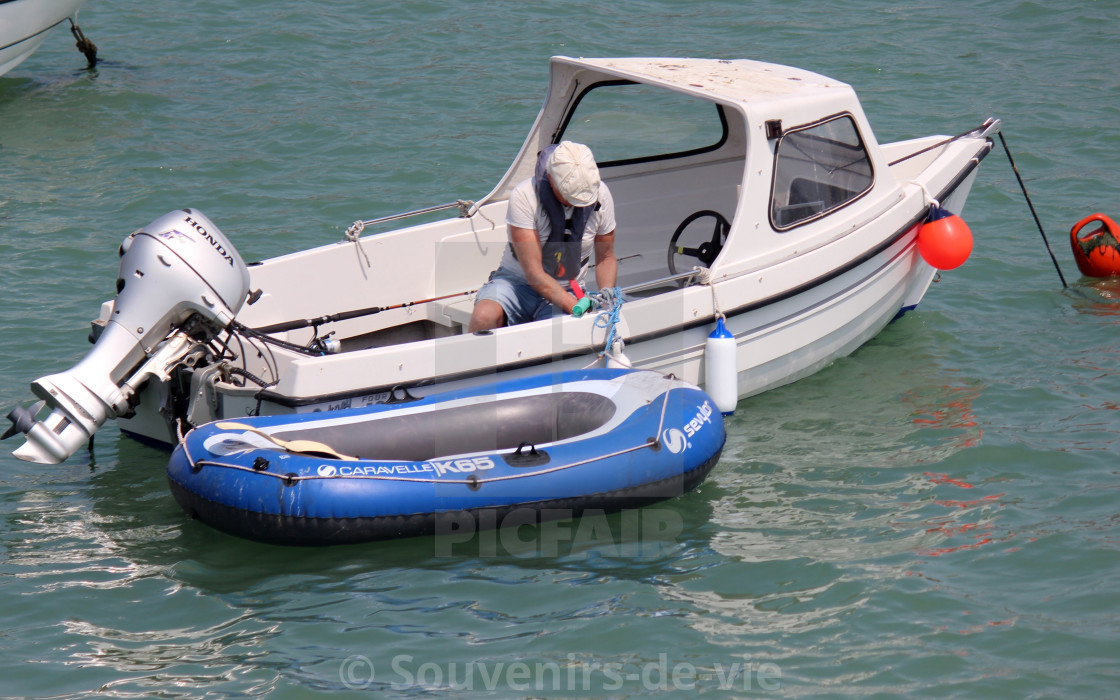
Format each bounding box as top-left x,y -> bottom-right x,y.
468,140 -> 618,332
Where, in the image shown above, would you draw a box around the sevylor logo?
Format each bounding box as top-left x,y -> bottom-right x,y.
684,401 -> 714,437
662,428 -> 687,454
661,400 -> 715,453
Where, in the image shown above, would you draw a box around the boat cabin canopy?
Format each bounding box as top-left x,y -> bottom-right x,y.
480,56 -> 898,281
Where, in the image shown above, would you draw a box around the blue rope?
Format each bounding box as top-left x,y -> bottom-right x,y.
593,287 -> 624,356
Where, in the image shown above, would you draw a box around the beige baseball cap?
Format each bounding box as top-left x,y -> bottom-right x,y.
547,141 -> 601,207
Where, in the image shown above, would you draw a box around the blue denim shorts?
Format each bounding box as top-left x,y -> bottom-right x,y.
475,268 -> 560,325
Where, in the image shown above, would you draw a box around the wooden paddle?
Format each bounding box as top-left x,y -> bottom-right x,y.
215,422 -> 358,462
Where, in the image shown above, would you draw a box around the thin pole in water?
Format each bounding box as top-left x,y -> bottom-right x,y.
998,132 -> 1068,288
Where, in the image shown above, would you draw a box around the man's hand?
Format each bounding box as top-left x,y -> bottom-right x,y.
570,280 -> 592,317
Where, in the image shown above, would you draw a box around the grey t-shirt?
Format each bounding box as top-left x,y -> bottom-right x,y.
497,177 -> 617,285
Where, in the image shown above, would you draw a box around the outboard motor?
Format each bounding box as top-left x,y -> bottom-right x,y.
5,209 -> 250,464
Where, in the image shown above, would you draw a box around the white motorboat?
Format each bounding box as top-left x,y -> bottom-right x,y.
0,0 -> 93,77
6,56 -> 1000,464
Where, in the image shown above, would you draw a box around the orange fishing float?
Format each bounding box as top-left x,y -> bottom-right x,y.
1069,213 -> 1120,277
918,205 -> 973,270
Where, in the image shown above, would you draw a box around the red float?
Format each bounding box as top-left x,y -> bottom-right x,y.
918,206 -> 973,270
1070,213 -> 1120,278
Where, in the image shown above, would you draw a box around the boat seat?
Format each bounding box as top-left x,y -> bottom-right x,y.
441,297 -> 476,327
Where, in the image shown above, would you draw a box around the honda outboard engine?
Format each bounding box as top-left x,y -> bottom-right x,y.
5,209 -> 250,464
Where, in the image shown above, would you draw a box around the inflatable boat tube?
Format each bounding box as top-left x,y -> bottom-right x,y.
167,369 -> 725,545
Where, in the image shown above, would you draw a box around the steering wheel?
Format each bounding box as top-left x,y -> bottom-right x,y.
667,210 -> 731,276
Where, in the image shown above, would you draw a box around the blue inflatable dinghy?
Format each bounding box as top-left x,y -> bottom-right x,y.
167,369 -> 725,545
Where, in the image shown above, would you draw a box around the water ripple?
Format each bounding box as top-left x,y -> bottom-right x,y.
2,0 -> 1120,696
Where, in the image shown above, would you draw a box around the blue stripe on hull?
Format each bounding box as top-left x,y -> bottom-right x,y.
891,303 -> 919,322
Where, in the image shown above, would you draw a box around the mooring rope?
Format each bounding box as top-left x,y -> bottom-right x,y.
343,220 -> 372,269
68,18 -> 97,68
996,132 -> 1068,288
592,286 -> 625,359
693,267 -> 729,322
892,119 -> 1068,287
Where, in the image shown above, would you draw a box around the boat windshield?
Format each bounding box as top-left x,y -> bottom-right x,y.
770,114 -> 874,229
557,81 -> 729,167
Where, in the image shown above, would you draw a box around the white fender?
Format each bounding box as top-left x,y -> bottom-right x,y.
704,316 -> 737,415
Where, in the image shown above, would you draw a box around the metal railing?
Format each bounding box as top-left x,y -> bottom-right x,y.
344,201 -> 477,240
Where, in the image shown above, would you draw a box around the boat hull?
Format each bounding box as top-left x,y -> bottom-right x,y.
191,168 -> 979,415
167,369 -> 726,545
0,0 -> 86,77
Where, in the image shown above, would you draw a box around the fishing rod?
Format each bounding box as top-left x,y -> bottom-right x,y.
247,289 -> 478,336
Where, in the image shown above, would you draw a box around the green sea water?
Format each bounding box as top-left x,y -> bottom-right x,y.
1,1 -> 1118,697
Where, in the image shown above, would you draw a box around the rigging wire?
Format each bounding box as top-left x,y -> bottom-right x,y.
887,121 -> 992,167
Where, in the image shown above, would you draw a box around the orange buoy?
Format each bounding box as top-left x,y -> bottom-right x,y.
918,205 -> 973,270
1070,213 -> 1120,277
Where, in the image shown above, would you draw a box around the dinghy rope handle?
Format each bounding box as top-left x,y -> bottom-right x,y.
189,389 -> 681,486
